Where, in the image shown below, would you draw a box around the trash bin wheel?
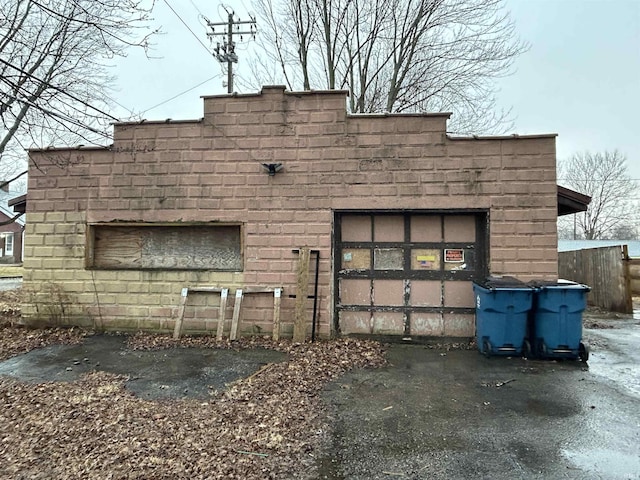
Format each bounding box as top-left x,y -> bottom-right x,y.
534,338 -> 544,358
523,339 -> 532,359
482,339 -> 492,358
579,342 -> 589,362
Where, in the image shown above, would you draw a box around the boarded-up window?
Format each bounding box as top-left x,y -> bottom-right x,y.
89,224 -> 242,270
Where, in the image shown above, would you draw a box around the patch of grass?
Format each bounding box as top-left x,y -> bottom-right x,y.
0,265 -> 23,278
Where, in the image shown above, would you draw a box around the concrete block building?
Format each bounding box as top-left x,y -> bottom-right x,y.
23,86 -> 564,339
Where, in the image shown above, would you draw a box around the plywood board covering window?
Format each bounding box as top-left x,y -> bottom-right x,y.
89,224 -> 242,270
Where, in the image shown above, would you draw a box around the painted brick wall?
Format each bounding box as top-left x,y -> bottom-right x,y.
23,86 -> 558,336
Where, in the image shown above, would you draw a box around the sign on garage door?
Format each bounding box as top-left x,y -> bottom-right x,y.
335,212 -> 487,337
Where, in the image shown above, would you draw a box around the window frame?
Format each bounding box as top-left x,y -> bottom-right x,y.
5,233 -> 14,257
86,222 -> 244,271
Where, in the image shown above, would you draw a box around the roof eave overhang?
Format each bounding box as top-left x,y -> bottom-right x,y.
8,194 -> 27,214
557,185 -> 591,216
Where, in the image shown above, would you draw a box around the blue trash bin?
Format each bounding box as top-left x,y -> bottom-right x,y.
530,281 -> 590,361
473,277 -> 534,357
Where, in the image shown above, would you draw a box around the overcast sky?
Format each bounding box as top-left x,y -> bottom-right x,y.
112,0 -> 640,180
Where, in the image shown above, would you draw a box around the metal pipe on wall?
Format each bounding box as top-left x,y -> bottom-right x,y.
311,250 -> 320,342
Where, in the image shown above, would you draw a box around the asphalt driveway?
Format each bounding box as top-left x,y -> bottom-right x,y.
318,318 -> 640,480
0,313 -> 638,479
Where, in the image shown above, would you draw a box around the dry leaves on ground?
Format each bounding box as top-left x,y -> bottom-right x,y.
583,306 -> 625,329
0,324 -> 88,361
422,339 -> 476,351
0,289 -> 88,361
583,319 -> 617,329
0,289 -> 21,320
0,329 -> 386,479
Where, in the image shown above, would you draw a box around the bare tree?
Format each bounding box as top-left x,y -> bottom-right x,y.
556,221 -> 575,241
247,0 -> 527,133
608,224 -> 638,241
558,151 -> 639,240
0,0 -> 157,179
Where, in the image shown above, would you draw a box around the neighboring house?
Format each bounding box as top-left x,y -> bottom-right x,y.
22,86 -> 588,338
0,186 -> 25,264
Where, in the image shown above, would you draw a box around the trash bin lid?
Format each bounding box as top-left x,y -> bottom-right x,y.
474,276 -> 529,290
527,279 -> 590,291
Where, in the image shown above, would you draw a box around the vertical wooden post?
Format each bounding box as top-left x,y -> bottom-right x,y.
272,288 -> 282,341
622,245 -> 633,314
173,287 -> 189,340
230,289 -> 243,340
293,248 -> 311,343
216,288 -> 229,341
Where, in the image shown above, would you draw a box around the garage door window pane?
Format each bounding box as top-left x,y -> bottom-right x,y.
341,248 -> 371,270
411,249 -> 441,270
444,248 -> 474,271
374,248 -> 404,270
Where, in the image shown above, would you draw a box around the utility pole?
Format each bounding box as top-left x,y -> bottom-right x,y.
206,11 -> 257,94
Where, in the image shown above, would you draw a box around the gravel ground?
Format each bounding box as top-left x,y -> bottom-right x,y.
0,291 -> 388,479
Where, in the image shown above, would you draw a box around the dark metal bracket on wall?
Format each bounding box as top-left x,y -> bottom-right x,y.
292,248 -> 320,342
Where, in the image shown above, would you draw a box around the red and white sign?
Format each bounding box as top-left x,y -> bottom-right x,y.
444,249 -> 464,263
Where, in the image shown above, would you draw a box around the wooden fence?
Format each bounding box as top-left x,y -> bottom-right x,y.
558,245 -> 633,314
630,259 -> 640,296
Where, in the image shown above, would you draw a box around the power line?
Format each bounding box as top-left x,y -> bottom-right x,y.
188,0 -> 205,17
27,0 -> 151,51
105,95 -> 141,119
1,78 -> 111,140
1,56 -> 223,131
3,91 -> 110,138
141,74 -> 220,115
206,11 -> 257,93
2,0 -> 219,128
162,0 -> 212,56
0,58 -> 121,122
238,0 -> 254,17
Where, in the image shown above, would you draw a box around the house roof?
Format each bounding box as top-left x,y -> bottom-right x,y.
557,185 -> 591,216
0,190 -> 26,225
8,194 -> 26,215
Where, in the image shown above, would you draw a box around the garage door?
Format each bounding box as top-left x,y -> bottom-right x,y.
335,212 -> 487,337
